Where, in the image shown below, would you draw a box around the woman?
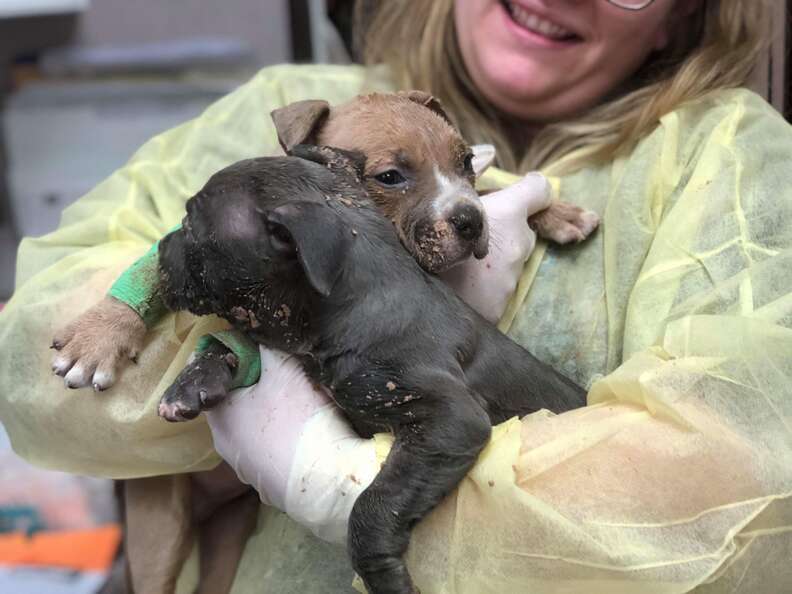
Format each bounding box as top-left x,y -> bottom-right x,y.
0,0 -> 788,592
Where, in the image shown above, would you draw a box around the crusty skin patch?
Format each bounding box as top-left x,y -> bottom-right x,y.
528,201 -> 600,244
51,296 -> 146,391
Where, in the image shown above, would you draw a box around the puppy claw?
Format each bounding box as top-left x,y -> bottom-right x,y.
197,386 -> 228,409
577,210 -> 600,238
52,355 -> 73,377
65,379 -> 79,390
64,364 -> 92,389
223,353 -> 239,369
92,370 -> 115,392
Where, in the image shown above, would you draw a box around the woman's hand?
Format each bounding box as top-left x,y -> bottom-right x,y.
440,173 -> 552,323
205,347 -> 378,544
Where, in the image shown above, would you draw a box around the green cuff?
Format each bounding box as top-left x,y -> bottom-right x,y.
108,225 -> 182,328
196,330 -> 262,389
109,239 -> 167,328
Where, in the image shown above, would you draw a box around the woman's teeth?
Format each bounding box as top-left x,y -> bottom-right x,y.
504,1 -> 576,41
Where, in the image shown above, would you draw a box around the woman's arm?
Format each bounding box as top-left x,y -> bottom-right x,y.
208,91 -> 792,594
0,64 -> 372,477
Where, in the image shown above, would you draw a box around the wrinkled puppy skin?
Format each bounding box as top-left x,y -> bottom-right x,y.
158,145 -> 587,594
51,296 -> 146,391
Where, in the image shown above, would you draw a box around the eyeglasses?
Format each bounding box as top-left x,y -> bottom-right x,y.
606,0 -> 656,10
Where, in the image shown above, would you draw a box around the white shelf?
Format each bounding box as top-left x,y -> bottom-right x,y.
0,0 -> 89,19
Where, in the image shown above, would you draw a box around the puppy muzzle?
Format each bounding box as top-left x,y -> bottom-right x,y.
411,200 -> 490,273
449,202 -> 489,260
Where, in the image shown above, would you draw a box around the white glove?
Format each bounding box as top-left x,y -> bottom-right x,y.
205,347 -> 379,544
441,173 -> 552,323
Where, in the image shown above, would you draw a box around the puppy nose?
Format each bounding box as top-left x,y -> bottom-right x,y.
449,204 -> 484,241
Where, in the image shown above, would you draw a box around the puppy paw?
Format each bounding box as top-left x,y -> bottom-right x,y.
51,296 -> 146,391
529,202 -> 600,245
158,353 -> 236,422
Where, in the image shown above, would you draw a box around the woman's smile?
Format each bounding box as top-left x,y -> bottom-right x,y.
499,0 -> 583,47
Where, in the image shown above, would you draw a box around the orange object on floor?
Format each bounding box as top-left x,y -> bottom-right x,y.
0,524 -> 121,571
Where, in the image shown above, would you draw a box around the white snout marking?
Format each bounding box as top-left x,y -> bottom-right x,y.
432,166 -> 481,218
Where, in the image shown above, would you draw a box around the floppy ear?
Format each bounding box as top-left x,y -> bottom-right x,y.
470,144 -> 496,178
263,201 -> 351,297
270,99 -> 330,153
399,90 -> 454,127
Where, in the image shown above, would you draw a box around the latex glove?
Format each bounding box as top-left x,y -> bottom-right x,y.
206,347 -> 378,544
440,173 -> 552,324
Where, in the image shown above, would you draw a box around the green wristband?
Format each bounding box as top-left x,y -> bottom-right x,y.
108,225 -> 182,328
196,330 -> 262,389
108,240 -> 167,328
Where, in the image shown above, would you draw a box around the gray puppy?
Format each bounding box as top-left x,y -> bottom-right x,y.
157,145 -> 586,594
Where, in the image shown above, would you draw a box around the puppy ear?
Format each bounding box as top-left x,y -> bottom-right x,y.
470,144 -> 496,178
264,201 -> 350,297
270,100 -> 330,153
399,90 -> 454,127
290,144 -> 367,180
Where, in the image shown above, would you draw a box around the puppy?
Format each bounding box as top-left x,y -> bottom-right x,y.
272,91 -> 598,274
52,91 -> 598,393
50,91 -> 598,593
157,144 -> 586,594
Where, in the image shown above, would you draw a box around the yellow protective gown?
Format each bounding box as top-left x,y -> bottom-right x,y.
0,64 -> 791,594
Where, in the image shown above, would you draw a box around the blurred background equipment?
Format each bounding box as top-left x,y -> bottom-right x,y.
0,0 -> 358,302
0,2 -> 355,592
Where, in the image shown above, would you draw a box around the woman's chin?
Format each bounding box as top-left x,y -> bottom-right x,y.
473,65 -> 558,119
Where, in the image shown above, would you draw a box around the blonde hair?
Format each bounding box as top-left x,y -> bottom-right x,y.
356,0 -> 771,174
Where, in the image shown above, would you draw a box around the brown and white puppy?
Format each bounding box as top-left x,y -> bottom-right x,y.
272,91 -> 598,274
274,92 -> 490,274
50,91 -> 598,594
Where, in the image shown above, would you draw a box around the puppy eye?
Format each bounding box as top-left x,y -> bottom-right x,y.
374,170 -> 407,186
463,153 -> 474,173
266,221 -> 295,254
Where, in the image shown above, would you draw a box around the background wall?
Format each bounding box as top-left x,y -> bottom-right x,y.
0,0 -> 299,301
71,0 -> 289,66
